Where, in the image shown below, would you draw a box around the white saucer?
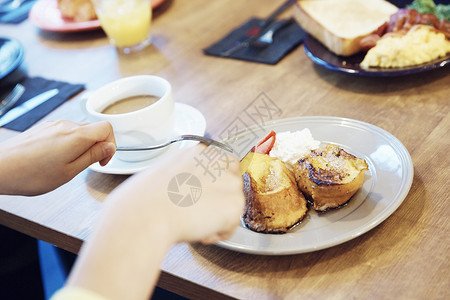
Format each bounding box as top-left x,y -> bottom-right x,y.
89,103 -> 206,175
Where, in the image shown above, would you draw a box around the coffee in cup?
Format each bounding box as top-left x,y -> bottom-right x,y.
101,95 -> 160,115
86,75 -> 174,162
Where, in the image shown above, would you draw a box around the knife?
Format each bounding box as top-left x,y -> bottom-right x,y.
0,88 -> 59,127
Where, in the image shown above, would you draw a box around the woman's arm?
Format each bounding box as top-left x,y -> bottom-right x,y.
0,120 -> 116,195
65,145 -> 244,300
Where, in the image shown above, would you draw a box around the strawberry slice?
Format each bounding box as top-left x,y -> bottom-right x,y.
251,131 -> 276,155
254,136 -> 276,154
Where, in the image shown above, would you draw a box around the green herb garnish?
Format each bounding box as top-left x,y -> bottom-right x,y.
407,0 -> 450,21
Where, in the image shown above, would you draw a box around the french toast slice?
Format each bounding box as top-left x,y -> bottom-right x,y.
241,152 -> 308,233
294,144 -> 368,211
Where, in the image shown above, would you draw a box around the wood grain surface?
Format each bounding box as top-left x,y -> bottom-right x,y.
1,0 -> 449,299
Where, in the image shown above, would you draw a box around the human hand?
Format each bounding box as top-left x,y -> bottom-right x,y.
0,120 -> 116,195
159,144 -> 245,244
104,144 -> 245,245
66,144 -> 244,300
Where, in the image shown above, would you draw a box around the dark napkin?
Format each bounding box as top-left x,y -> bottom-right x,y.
0,76 -> 84,131
204,17 -> 305,65
0,0 -> 37,24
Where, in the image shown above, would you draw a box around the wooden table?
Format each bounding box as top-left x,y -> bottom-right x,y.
1,0 -> 449,299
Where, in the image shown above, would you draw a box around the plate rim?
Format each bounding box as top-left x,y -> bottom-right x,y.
29,0 -> 166,32
217,116 -> 414,255
303,34 -> 450,77
29,0 -> 101,32
0,37 -> 24,80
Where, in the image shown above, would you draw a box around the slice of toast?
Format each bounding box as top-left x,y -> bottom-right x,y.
241,152 -> 308,233
294,144 -> 368,211
294,0 -> 398,56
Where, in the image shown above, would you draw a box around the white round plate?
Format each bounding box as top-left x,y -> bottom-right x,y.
218,116 -> 414,255
89,103 -> 206,175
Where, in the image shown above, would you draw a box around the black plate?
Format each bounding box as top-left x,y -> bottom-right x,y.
301,0 -> 450,76
0,38 -> 24,80
303,34 -> 450,77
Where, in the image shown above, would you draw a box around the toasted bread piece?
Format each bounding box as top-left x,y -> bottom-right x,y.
294,144 -> 368,211
241,152 -> 308,233
294,0 -> 398,56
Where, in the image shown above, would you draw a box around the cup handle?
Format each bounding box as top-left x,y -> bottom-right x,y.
79,91 -> 96,122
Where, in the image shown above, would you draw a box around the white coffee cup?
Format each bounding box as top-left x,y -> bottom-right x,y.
86,75 -> 174,162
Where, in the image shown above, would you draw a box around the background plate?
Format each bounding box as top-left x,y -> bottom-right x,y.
304,35 -> 450,77
302,0 -> 450,76
29,0 -> 166,32
218,116 -> 414,255
0,38 -> 24,80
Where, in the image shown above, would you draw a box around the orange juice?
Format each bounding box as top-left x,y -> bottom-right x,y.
96,0 -> 151,48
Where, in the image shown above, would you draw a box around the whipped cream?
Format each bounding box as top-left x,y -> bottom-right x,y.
269,129 -> 320,166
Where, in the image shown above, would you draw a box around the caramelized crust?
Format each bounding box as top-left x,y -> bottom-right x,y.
242,153 -> 308,233
294,144 -> 368,211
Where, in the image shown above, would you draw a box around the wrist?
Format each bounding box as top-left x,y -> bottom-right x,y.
104,173 -> 182,247
0,144 -> 18,195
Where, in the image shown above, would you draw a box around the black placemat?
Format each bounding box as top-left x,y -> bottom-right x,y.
1,76 -> 84,131
204,17 -> 305,65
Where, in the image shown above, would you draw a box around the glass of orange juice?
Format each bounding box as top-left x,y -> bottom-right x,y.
92,0 -> 152,53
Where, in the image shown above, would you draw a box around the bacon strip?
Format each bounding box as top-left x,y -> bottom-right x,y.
360,8 -> 450,50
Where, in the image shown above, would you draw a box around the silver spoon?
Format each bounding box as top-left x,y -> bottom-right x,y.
116,134 -> 234,153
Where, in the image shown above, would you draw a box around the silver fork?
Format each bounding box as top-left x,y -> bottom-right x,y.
0,83 -> 25,117
250,18 -> 295,48
116,134 -> 234,153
